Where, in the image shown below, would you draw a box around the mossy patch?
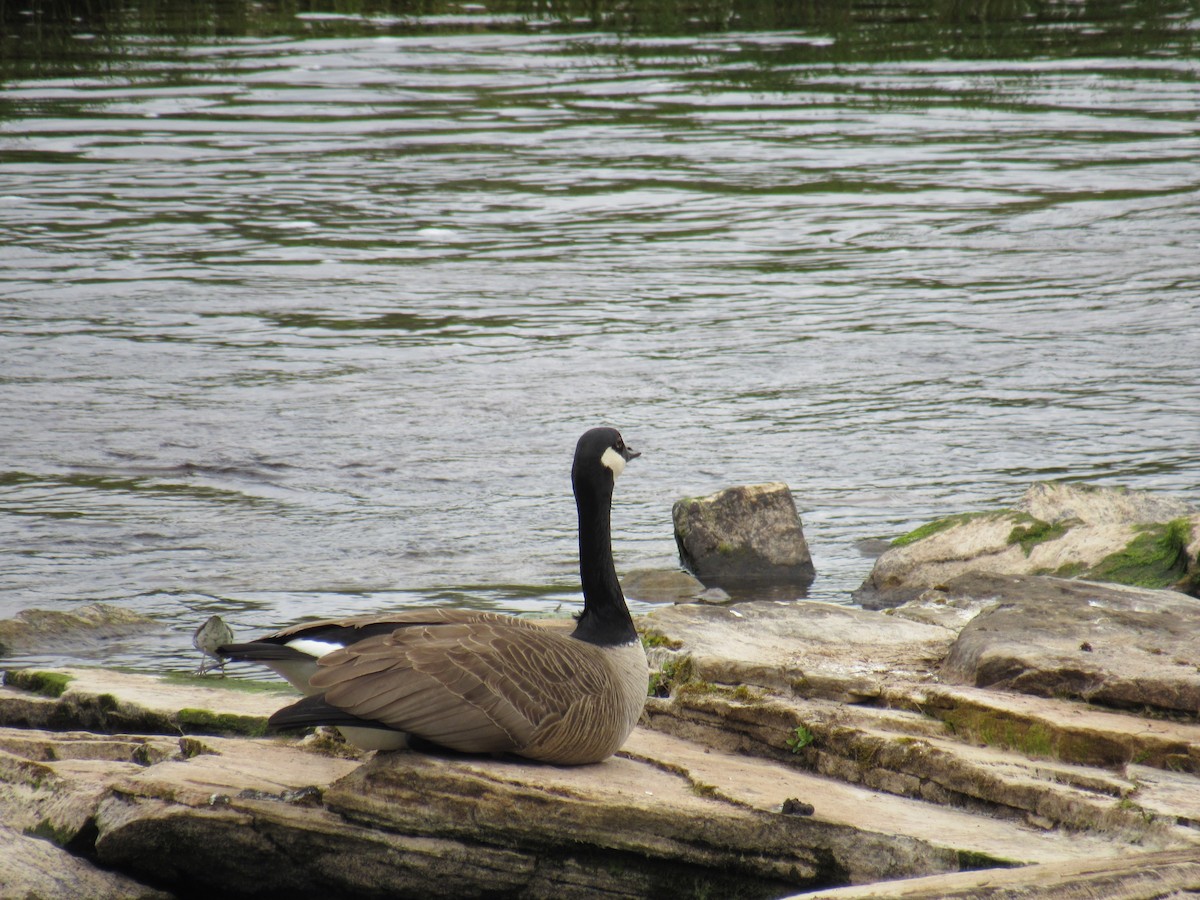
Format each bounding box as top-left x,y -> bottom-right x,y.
646,654 -> 764,706
175,708 -> 268,737
639,630 -> 684,651
3,669 -> 74,698
675,680 -> 764,704
938,706 -> 1131,768
1007,517 -> 1070,556
891,511 -> 1014,548
648,654 -> 696,697
1085,518 -> 1193,590
941,707 -> 1054,757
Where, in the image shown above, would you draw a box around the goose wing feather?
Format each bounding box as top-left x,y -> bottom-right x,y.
307,622 -> 614,755
264,607 -> 541,645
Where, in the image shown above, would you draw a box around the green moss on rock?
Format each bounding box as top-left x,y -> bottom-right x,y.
1085,518 -> 1193,590
3,670 -> 74,698
891,511 -> 1013,548
1007,518 -> 1070,556
640,630 -> 684,651
175,708 -> 268,737
938,705 -> 1132,768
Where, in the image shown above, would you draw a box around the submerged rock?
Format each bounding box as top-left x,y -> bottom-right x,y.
620,567 -> 707,603
856,482 -> 1200,609
672,483 -> 815,592
0,603 -> 159,658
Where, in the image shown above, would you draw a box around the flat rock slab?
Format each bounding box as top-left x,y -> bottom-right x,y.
645,600 -> 956,701
792,848 -> 1200,899
898,683 -> 1200,773
939,574 -> 1200,715
621,730 -> 1124,870
0,666 -> 291,736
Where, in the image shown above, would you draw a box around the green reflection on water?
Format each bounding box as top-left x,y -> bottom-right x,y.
2,0 -> 1196,82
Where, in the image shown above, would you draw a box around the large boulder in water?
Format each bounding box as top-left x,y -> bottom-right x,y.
672,483 -> 815,592
855,482 -> 1200,609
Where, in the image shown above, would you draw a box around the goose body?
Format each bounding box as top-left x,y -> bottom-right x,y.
219,427 -> 647,764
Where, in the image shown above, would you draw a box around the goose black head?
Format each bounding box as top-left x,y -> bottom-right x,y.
573,427 -> 639,486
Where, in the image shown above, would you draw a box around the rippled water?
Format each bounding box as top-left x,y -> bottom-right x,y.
2,3 -> 1199,673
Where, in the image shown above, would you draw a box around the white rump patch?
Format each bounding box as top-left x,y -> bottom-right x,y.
286,638 -> 345,658
338,726 -> 410,753
600,446 -> 626,478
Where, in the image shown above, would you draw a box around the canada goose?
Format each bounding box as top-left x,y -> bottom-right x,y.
218,427 -> 647,764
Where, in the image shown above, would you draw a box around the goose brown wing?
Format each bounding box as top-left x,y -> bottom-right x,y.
264,607 -> 541,645
307,623 -> 611,754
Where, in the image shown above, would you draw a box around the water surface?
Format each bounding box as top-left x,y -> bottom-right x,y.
2,1 -> 1198,672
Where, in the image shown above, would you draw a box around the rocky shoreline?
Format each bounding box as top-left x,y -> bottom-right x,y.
2,482 -> 1199,898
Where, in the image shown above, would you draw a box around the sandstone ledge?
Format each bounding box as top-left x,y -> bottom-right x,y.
2,588 -> 1200,898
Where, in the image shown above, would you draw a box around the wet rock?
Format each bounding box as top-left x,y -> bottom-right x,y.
939,573 -> 1200,716
856,483 -> 1200,609
620,568 -> 707,603
672,483 -> 815,591
0,603 -> 159,657
695,587 -> 732,604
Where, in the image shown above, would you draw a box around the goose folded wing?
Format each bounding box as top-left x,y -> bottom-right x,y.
306,623 -> 612,754
260,607 -> 543,648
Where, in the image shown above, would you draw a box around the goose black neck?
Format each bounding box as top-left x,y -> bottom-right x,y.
570,468 -> 637,647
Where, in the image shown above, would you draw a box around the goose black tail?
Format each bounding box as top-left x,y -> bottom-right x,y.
216,641 -> 313,663
268,693 -> 387,734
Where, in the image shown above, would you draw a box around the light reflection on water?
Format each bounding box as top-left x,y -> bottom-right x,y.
1,9 -> 1198,673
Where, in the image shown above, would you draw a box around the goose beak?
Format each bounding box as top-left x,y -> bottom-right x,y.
621,445 -> 640,462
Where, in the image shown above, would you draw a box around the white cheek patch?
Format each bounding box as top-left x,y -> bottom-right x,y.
600,447 -> 626,479
286,638 -> 346,658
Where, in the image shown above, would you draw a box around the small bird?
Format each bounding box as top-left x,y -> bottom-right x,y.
219,427 -> 648,764
192,615 -> 235,675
